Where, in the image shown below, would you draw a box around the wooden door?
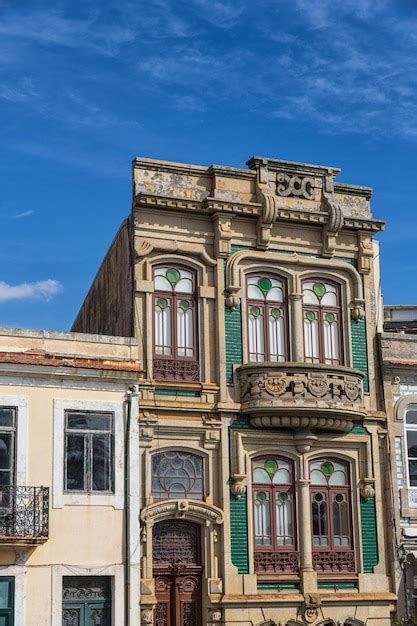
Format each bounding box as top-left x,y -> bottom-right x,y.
153,521 -> 201,626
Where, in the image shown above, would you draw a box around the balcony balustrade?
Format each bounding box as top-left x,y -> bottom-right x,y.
236,362 -> 365,432
0,485 -> 49,545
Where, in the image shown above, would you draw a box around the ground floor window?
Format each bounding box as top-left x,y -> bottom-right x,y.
0,577 -> 14,626
62,576 -> 111,626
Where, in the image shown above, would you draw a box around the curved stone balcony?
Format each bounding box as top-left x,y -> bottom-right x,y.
236,362 -> 365,432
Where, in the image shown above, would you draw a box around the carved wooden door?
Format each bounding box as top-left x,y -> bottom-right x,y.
153,521 -> 202,626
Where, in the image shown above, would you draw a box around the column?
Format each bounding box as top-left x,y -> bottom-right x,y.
297,478 -> 317,593
290,292 -> 304,362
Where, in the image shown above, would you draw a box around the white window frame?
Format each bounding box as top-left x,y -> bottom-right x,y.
405,404 -> 417,490
0,395 -> 28,487
53,399 -> 124,509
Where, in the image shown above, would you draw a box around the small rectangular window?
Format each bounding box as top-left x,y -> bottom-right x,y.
0,408 -> 16,493
64,411 -> 113,494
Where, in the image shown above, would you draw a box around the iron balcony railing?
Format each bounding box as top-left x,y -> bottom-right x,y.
0,486 -> 49,539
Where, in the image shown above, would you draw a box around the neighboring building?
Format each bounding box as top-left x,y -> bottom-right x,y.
72,155 -> 395,625
381,305 -> 417,621
0,327 -> 140,626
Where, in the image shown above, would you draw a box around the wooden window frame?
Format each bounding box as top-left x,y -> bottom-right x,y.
302,278 -> 344,365
246,273 -> 290,363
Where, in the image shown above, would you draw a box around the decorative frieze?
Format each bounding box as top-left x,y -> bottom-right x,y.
276,172 -> 316,200
254,550 -> 299,574
237,363 -> 365,430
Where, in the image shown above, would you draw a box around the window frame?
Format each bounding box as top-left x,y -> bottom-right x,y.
64,410 -> 114,495
405,405 -> 417,489
151,449 -> 205,502
0,408 -> 16,490
251,455 -> 297,556
309,458 -> 354,555
302,277 -> 344,365
245,272 -> 290,363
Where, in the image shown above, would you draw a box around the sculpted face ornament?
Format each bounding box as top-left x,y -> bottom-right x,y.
276,172 -> 316,200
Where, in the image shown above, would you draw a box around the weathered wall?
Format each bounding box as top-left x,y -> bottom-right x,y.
71,218 -> 134,337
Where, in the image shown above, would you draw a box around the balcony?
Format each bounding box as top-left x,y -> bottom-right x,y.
0,486 -> 49,546
236,362 -> 365,432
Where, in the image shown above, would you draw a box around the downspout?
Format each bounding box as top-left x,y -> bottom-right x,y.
125,385 -> 137,626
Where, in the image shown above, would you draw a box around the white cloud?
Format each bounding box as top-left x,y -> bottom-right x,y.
10,210 -> 35,220
0,279 -> 62,303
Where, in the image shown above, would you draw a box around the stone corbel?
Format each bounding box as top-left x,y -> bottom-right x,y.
351,298 -> 366,322
322,193 -> 344,258
357,233 -> 373,274
359,478 -> 375,501
254,161 -> 279,250
212,213 -> 233,258
230,474 -> 247,499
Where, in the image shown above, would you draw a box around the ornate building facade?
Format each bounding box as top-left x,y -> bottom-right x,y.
71,155 -> 395,625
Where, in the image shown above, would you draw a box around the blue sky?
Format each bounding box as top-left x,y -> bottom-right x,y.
1,0 -> 417,331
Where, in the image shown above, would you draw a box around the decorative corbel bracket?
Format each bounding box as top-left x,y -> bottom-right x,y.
212,213 -> 233,258
351,298 -> 366,322
230,474 -> 247,499
322,193 -> 344,258
359,477 -> 375,501
254,161 -> 279,250
301,593 -> 322,624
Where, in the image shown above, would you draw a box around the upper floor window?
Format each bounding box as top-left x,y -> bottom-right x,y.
153,266 -> 199,382
64,411 -> 113,493
303,280 -> 342,365
246,274 -> 289,362
405,406 -> 417,487
0,408 -> 16,489
310,459 -> 354,573
152,451 -> 204,500
252,457 -> 297,573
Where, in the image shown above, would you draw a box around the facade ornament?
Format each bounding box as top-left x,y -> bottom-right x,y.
359,478 -> 375,501
358,233 -> 373,274
208,608 -> 222,623
294,430 -> 317,454
225,286 -> 241,310
135,238 -> 216,267
302,594 -> 321,624
351,299 -> 366,322
230,474 -> 247,499
141,500 -> 224,526
212,213 -> 232,257
141,608 -> 154,624
276,172 -> 315,200
322,194 -> 344,258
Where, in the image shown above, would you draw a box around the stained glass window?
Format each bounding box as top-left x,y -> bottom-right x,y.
310,459 -> 352,555
153,266 -> 199,382
252,457 -> 295,556
152,451 -> 204,500
302,280 -> 342,365
246,274 -> 288,362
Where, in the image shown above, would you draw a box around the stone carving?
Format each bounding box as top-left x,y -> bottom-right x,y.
359,478 -> 375,501
141,608 -> 154,624
301,594 -> 322,624
141,500 -> 224,526
230,474 -> 246,499
237,363 -> 365,430
276,172 -> 315,200
209,608 -> 222,623
351,300 -> 365,321
322,194 -> 344,257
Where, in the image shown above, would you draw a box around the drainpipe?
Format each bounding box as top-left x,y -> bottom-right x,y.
125,385 -> 140,626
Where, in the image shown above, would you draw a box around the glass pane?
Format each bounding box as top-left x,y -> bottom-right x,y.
266,286 -> 283,303
174,277 -> 193,294
253,467 -> 270,483
409,460 -> 417,486
312,494 -> 328,545
275,492 -> 293,545
408,431 -> 417,458
66,434 -> 85,491
0,435 -> 12,472
66,413 -> 111,431
92,434 -> 112,491
247,284 -> 264,300
154,275 -> 172,292
254,492 -> 271,545
0,410 -> 14,429
0,579 -> 12,609
152,451 -> 203,499
62,607 -> 82,626
87,605 -> 111,625
406,408 -> 417,425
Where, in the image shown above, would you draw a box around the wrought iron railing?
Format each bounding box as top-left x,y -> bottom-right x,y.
0,486 -> 49,539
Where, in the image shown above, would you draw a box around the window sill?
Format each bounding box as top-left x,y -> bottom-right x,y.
55,493 -> 123,509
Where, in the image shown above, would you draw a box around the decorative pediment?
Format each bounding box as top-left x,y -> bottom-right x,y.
141,500 -> 224,526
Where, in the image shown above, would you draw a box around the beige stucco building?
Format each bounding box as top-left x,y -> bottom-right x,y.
0,327 -> 140,626
67,154 -> 395,625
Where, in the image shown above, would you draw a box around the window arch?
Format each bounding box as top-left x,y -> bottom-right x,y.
252,456 -> 298,573
309,458 -> 354,573
151,450 -> 204,500
302,279 -> 343,365
405,405 -> 417,487
153,265 -> 199,382
246,274 -> 289,362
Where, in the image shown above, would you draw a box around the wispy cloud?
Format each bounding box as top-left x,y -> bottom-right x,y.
10,210 -> 35,220
0,279 -> 62,303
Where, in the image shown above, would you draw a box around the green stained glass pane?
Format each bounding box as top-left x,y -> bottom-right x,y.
250,306 -> 261,318
313,282 -> 326,300
305,310 -> 316,322
257,491 -> 267,502
166,268 -> 180,286
270,307 -> 282,320
157,297 -> 168,310
325,312 -> 335,323
258,277 -> 272,294
179,299 -> 190,311
278,492 -> 288,503
321,461 -> 334,477
264,459 -> 278,476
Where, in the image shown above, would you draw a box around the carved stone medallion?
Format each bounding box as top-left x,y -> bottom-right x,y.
307,378 -> 329,397
265,376 -> 287,395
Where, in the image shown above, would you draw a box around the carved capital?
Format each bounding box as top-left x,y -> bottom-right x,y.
351,299 -> 366,321
230,474 -> 247,499
225,286 -> 241,309
360,478 -> 375,501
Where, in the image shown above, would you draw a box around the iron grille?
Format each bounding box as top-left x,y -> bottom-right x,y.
0,486 -> 49,538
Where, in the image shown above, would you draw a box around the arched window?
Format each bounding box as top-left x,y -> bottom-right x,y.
405,405 -> 417,487
302,280 -> 342,365
152,451 -> 204,500
309,459 -> 354,573
246,274 -> 289,362
153,266 -> 199,382
252,457 -> 298,573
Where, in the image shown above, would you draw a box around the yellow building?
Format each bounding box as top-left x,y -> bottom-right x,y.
70,155 -> 395,625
